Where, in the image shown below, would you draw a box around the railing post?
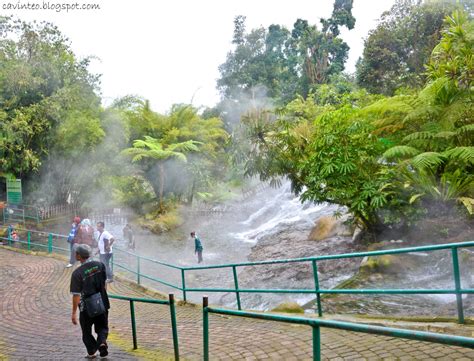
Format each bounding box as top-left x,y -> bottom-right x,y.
27,231 -> 31,251
137,255 -> 141,285
111,253 -> 114,273
130,300 -> 138,349
7,227 -> 12,246
48,233 -> 53,253
203,296 -> 209,361
312,260 -> 323,317
181,269 -> 187,302
232,266 -> 242,310
169,294 -> 180,361
312,326 -> 321,361
451,247 -> 465,324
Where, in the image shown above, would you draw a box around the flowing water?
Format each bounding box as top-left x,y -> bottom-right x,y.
92,182 -> 341,307
51,181 -> 473,316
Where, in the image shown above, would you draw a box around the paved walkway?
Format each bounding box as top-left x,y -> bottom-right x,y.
0,247 -> 473,360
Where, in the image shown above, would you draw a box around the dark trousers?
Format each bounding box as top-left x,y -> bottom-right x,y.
100,253 -> 113,280
197,250 -> 203,263
79,311 -> 109,355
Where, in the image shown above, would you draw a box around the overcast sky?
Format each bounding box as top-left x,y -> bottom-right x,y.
2,0 -> 396,113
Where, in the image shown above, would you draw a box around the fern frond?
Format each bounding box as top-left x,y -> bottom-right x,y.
410,152 -> 445,170
433,131 -> 457,139
121,148 -> 150,162
443,147 -> 474,164
362,96 -> 414,117
418,77 -> 449,102
168,140 -> 202,153
383,146 -> 420,160
403,132 -> 435,142
401,104 -> 442,127
456,124 -> 474,135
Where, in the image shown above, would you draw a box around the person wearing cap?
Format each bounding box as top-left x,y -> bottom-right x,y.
66,216 -> 81,268
70,244 -> 110,359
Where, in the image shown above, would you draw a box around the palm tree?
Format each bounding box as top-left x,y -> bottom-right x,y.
122,136 -> 200,210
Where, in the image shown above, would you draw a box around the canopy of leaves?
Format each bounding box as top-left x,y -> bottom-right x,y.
0,18 -> 103,204
217,0 -> 356,105
356,0 -> 468,95
117,101 -> 229,207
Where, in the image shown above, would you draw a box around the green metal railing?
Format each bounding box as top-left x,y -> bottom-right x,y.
109,293 -> 179,360
1,225 -> 473,324
2,204 -> 41,224
115,240 -> 474,324
0,226 -> 69,254
202,296 -> 474,361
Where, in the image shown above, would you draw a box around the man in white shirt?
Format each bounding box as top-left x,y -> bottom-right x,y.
96,221 -> 115,283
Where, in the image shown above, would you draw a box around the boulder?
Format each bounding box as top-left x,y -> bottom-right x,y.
308,215 -> 352,241
359,254 -> 418,275
271,302 -> 304,314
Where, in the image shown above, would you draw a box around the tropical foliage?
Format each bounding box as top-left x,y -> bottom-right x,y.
1,2 -> 472,237
240,9 -> 473,233
356,0 -> 469,95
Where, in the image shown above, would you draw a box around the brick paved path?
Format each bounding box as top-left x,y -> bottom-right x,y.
1,248 -> 473,360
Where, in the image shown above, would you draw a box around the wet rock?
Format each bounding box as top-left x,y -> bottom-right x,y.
227,219 -> 364,310
271,302 -> 304,314
308,215 -> 353,241
359,254 -> 418,275
352,226 -> 364,242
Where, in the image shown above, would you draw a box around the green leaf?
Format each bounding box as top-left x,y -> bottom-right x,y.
457,197 -> 474,215
409,193 -> 424,204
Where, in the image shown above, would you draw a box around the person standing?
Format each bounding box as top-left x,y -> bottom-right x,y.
97,221 -> 115,282
77,219 -> 96,248
122,224 -> 135,250
66,216 -> 81,268
70,244 -> 110,358
190,231 -> 203,263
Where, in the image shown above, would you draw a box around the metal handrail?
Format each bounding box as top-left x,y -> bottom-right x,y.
201,296 -> 474,361
109,293 -> 179,360
1,225 -> 473,323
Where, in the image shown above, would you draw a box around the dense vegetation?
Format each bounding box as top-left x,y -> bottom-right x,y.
232,5 -> 474,235
1,0 -> 472,238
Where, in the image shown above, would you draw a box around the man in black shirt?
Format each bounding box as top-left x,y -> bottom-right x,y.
70,244 -> 110,358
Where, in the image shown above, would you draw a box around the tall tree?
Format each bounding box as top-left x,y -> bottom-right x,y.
217,0 -> 356,105
0,18 -> 102,204
356,0 -> 468,95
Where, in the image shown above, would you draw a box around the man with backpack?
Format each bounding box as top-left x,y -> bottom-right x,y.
76,219 -> 96,248
70,244 -> 110,358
